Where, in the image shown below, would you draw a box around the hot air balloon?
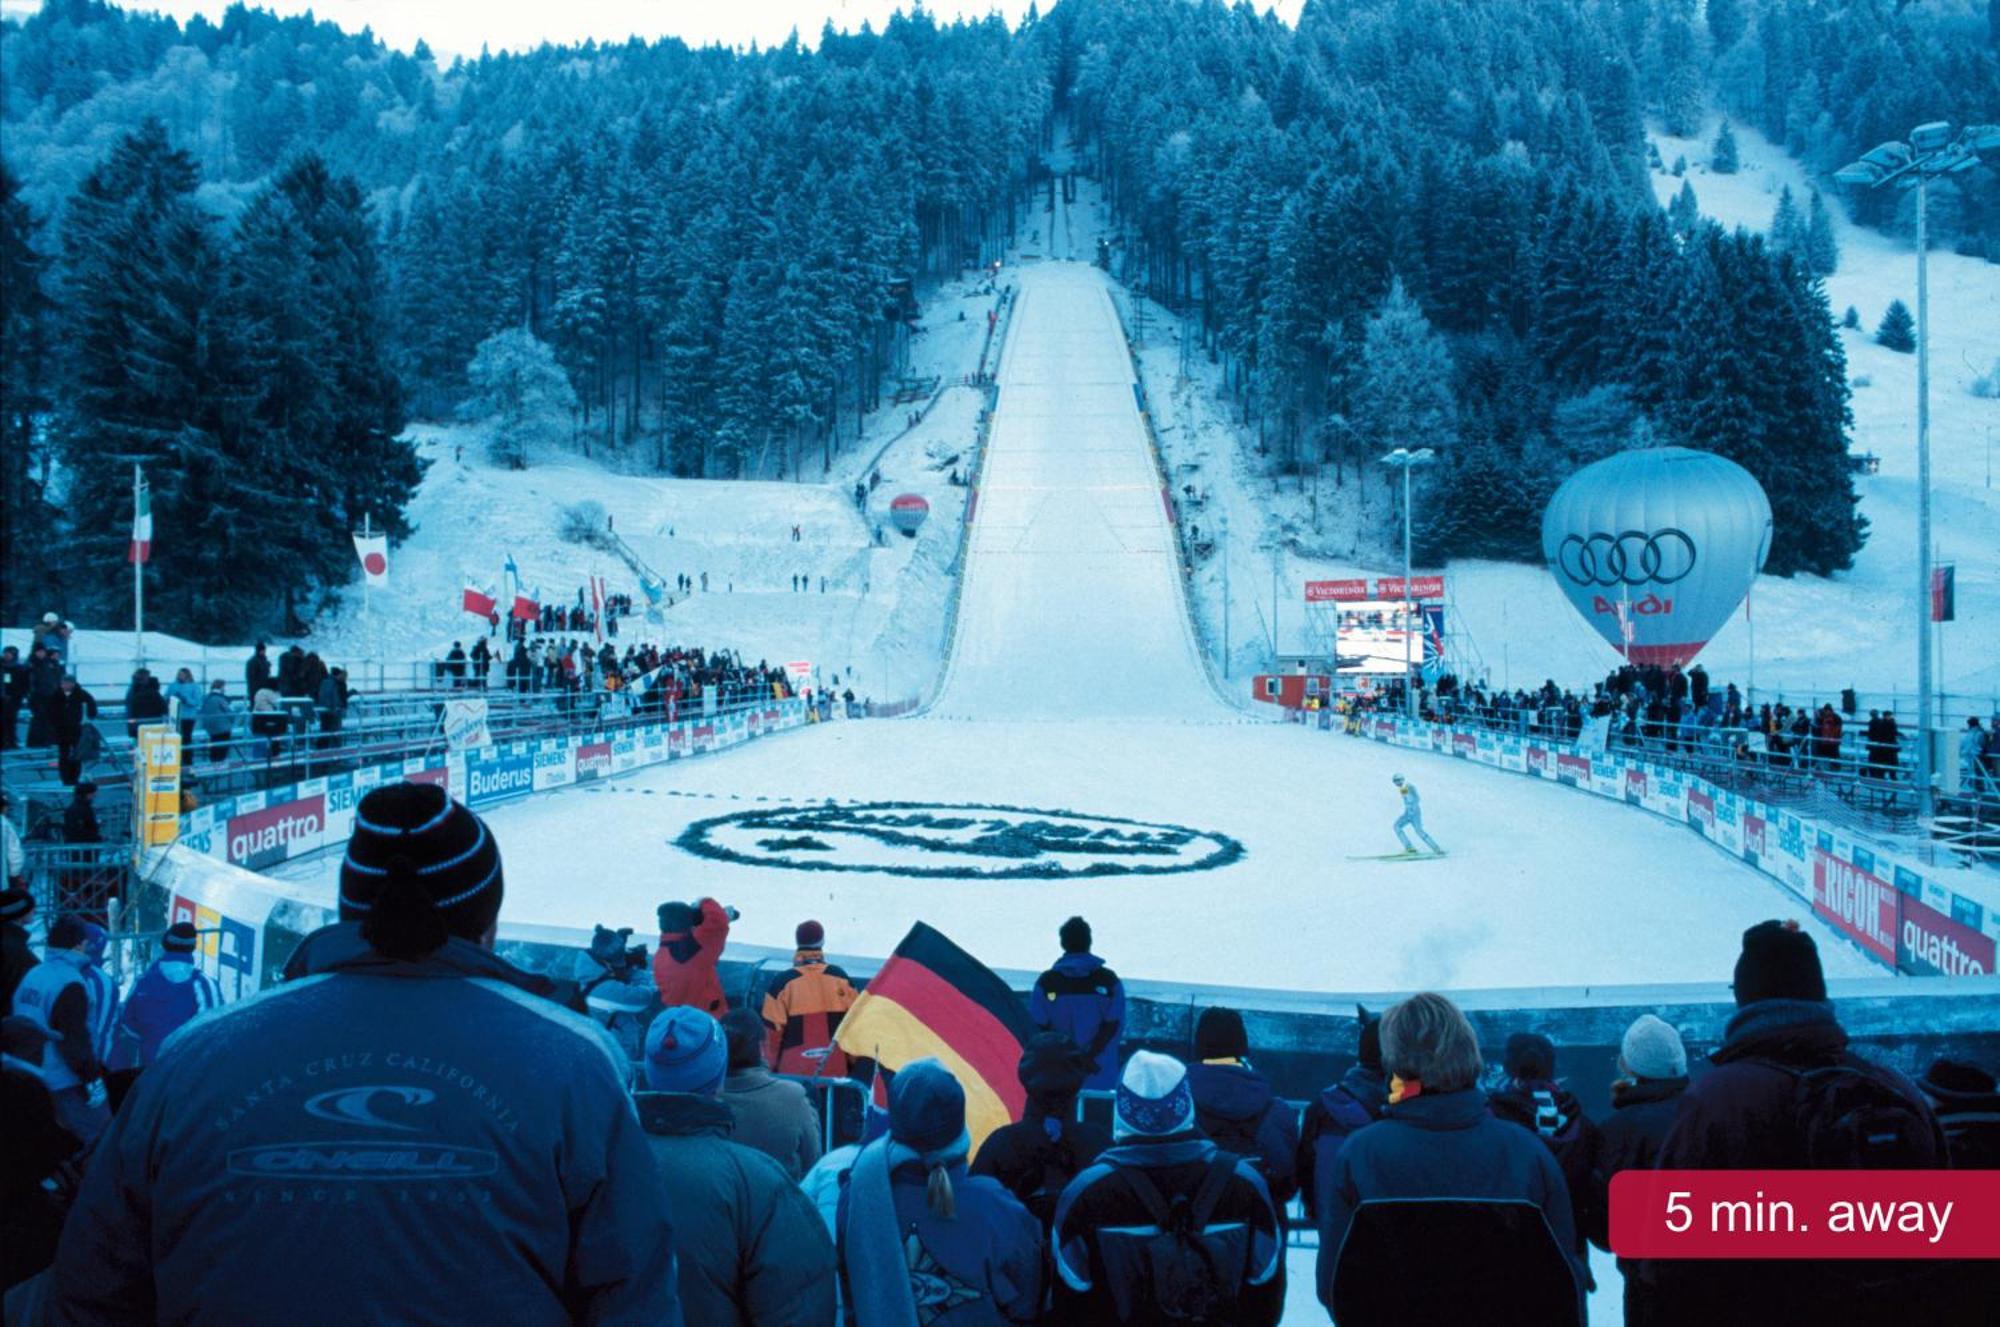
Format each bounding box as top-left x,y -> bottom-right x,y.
1539,447 -> 1772,666
889,493 -> 929,537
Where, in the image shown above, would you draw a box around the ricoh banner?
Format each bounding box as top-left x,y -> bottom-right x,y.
1348,713 -> 1999,976
177,700 -> 808,881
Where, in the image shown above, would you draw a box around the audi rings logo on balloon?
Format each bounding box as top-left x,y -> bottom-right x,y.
1556,529 -> 1698,588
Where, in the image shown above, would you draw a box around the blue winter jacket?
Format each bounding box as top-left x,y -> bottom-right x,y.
116,955 -> 220,1068
1027,953 -> 1125,1091
1186,1060 -> 1301,1205
49,923 -> 681,1327
1296,1064 -> 1387,1222
1317,1086 -> 1578,1313
835,1151 -> 1044,1326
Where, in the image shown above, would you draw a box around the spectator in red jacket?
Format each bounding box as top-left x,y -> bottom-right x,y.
654,897 -> 735,1015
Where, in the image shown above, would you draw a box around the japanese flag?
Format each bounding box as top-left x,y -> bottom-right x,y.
353,532 -> 389,586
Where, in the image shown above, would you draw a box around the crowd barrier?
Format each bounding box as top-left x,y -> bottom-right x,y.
1342,711 -> 2000,978
139,698 -> 810,989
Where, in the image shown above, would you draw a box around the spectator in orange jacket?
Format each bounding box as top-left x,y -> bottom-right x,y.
760,920 -> 859,1077
655,897 -> 735,1015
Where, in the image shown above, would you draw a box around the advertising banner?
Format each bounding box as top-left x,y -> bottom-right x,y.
531,744 -> 574,792
1812,850 -> 1897,967
1686,787 -> 1715,837
1896,888 -> 1994,976
466,749 -> 534,808
1555,753 -> 1590,786
1305,578 -> 1371,603
442,697 -> 492,752
135,725 -> 183,849
612,737 -> 640,773
1372,574 -> 1445,601
575,741 -> 613,781
1624,768 -> 1647,805
169,890 -> 265,1002
225,793 -> 327,871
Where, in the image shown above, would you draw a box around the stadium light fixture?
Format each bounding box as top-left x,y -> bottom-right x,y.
1380,447 -> 1436,717
1835,121 -> 1997,826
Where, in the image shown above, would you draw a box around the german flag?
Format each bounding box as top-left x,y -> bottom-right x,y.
835,922 -> 1034,1155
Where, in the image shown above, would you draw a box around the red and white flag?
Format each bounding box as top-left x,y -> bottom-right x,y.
462,583 -> 497,618
353,532 -> 389,586
128,477 -> 152,565
590,575 -> 606,643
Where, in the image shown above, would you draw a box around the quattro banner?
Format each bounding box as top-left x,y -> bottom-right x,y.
1347,709 -> 2000,976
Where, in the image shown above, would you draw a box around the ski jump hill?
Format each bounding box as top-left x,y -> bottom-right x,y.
146,264 -> 1999,1091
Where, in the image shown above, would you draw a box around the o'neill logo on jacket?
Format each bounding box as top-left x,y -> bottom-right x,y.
677,801 -> 1244,881
227,795 -> 326,869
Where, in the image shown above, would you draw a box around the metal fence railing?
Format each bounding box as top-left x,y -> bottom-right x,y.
21,843 -> 131,924
1347,693 -> 2000,850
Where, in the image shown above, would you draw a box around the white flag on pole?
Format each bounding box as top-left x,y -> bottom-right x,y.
353,532 -> 389,587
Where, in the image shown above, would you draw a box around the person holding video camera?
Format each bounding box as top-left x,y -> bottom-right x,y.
654,897 -> 736,1016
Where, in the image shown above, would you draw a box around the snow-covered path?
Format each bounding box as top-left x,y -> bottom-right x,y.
277,262 -> 1875,993
933,267 -> 1221,720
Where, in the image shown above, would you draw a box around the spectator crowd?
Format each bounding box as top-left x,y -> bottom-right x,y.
5,781 -> 1996,1325
1344,662 -> 2000,805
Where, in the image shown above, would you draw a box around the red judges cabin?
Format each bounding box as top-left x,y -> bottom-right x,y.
1251,672 -> 1334,711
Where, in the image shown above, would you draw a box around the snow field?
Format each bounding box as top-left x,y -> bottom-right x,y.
271,262 -> 1878,995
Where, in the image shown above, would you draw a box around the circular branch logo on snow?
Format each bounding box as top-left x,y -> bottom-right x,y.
676,801 -> 1242,880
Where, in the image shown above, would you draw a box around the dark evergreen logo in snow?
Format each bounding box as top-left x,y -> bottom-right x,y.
675,801 -> 1243,880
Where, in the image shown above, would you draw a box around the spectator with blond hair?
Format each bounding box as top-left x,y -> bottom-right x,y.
1317,991 -> 1580,1322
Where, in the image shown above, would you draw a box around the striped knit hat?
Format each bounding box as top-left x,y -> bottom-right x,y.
340,782 -> 503,957
161,921 -> 199,955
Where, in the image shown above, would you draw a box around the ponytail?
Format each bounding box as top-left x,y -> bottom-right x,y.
926,1163 -> 957,1220
361,854 -> 449,959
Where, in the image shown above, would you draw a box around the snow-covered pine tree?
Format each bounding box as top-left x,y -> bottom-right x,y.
0,163 -> 58,622
1712,121 -> 1740,174
1769,185 -> 1804,258
1805,188 -> 1838,276
1875,300 -> 1916,353
460,328 -> 578,469
1668,179 -> 1701,238
58,119 -> 236,632
1350,277 -> 1457,528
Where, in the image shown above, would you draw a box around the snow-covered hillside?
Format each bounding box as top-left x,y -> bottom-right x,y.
161,269 -> 1006,703
1133,119 -> 1999,712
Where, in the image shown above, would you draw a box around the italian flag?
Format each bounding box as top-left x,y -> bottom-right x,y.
129,480 -> 152,565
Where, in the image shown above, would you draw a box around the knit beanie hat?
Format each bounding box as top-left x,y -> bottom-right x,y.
1059,916 -> 1092,954
340,782 -> 503,959
1504,1032 -> 1557,1082
1921,1058 -> 1999,1103
1195,1006 -> 1249,1060
890,1058 -> 968,1157
1356,1005 -> 1383,1073
160,921 -> 198,956
644,1007 -> 728,1095
1116,1050 -> 1196,1140
796,919 -> 825,949
1733,919 -> 1826,1006
1620,1014 -> 1688,1080
48,915 -> 105,956
658,900 -> 697,933
0,889 -> 32,923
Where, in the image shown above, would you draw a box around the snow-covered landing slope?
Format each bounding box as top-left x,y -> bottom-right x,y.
931,265 -> 1226,721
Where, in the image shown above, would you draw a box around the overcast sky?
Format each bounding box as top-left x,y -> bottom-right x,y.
90,2 -> 1046,58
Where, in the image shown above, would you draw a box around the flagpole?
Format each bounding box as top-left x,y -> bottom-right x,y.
132,463 -> 145,669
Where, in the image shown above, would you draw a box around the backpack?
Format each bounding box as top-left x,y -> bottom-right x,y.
1759,1057 -> 1939,1169
1019,1122 -> 1079,1229
1108,1158 -> 1243,1325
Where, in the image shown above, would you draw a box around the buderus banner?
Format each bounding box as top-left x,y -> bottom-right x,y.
1344,711 -> 2000,976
